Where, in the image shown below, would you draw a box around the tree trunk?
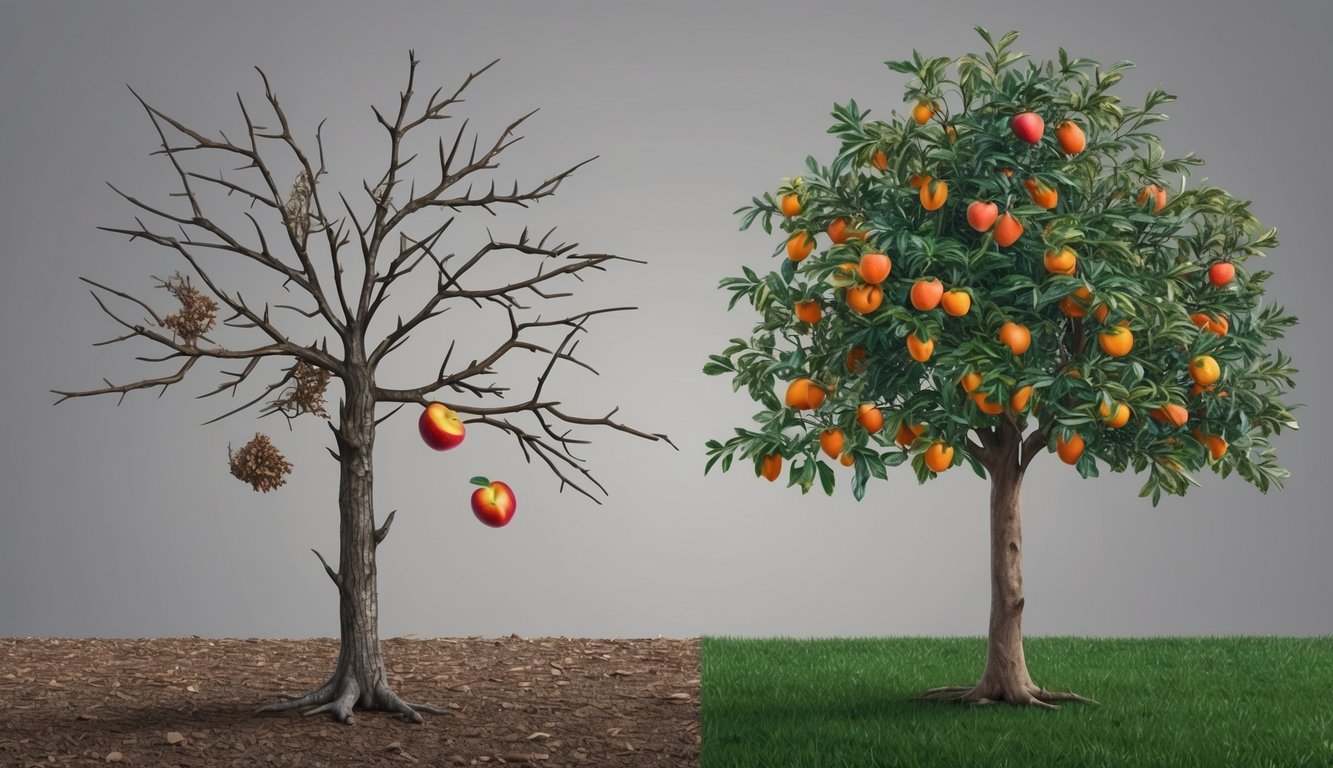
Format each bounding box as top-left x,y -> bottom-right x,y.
255,366 -> 444,723
919,442 -> 1095,708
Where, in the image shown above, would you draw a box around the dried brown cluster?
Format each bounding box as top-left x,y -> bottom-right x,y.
228,433 -> 293,493
158,272 -> 217,343
272,361 -> 332,419
284,170 -> 312,240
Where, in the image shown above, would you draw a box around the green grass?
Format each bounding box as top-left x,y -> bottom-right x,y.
701,636 -> 1333,768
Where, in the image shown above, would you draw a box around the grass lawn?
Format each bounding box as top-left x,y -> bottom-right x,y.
701,636 -> 1333,768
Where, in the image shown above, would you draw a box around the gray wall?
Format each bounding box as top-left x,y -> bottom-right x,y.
1,0 -> 1329,639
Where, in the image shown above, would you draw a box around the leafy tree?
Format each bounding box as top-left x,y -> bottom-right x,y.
705,29 -> 1297,706
55,54 -> 671,722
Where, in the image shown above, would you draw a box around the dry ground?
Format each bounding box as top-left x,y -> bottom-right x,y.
0,637 -> 699,767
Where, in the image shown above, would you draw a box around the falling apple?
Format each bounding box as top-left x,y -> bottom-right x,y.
470,476 -> 516,528
1011,111 -> 1045,144
418,402 -> 466,451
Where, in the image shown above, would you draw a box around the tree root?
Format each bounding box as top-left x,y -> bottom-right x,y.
256,675 -> 449,723
917,682 -> 1097,709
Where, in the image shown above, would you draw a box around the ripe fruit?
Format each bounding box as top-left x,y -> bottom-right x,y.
857,403 -> 885,434
909,174 -> 931,190
993,212 -> 1024,247
924,442 -> 955,473
871,149 -> 889,171
827,217 -> 860,244
999,321 -> 1031,355
1150,403 -> 1189,428
1060,286 -> 1092,318
1190,312 -> 1229,336
1098,326 -> 1134,357
1056,433 -> 1085,465
470,477 -> 517,528
1100,401 -> 1132,429
1138,184 -> 1167,213
1093,304 -> 1110,323
910,278 -> 944,310
1196,431 -> 1229,461
920,179 -> 949,211
780,193 -> 802,217
1043,247 -> 1077,276
820,428 -> 845,460
846,284 -> 883,314
998,167 -> 1015,177
1209,262 -> 1235,287
972,392 -> 1005,416
906,333 -> 934,363
960,372 -> 982,393
1055,121 -> 1086,154
966,200 -> 999,232
894,422 -> 926,447
912,100 -> 934,125
1011,111 -> 1045,144
859,252 -> 893,284
1010,385 -> 1034,414
785,378 -> 826,410
1024,178 -> 1058,209
941,289 -> 972,317
839,452 -> 856,467
844,346 -> 868,374
786,232 -> 815,261
794,300 -> 821,324
419,403 -> 467,451
1189,355 -> 1221,386
760,453 -> 783,482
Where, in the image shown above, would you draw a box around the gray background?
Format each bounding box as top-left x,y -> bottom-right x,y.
1,0 -> 1329,640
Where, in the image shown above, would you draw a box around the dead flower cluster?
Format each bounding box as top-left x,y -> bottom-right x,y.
228,433 -> 293,493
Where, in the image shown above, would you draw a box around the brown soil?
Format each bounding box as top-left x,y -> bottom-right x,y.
0,637 -> 700,767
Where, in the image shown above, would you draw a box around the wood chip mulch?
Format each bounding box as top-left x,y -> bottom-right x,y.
0,636 -> 700,767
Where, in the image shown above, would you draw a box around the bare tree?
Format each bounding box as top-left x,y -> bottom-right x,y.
53,52 -> 673,723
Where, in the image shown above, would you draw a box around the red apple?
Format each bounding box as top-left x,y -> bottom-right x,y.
966,200 -> 998,232
419,402 -> 466,451
1208,262 -> 1235,287
470,476 -> 516,528
1011,111 -> 1045,144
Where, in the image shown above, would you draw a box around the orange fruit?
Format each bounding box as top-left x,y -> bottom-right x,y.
993,212 -> 1024,247
859,252 -> 893,284
844,346 -> 868,374
785,379 -> 825,410
966,200 -> 999,232
894,422 -> 926,447
910,278 -> 944,310
909,174 -> 931,190
924,442 -> 955,473
846,284 -> 883,314
856,403 -> 885,434
1190,381 -> 1213,398
1138,184 -> 1167,213
1055,121 -> 1086,154
761,453 -> 783,482
1056,432 -> 1085,465
780,193 -> 802,217
999,167 -> 1015,177
1093,303 -> 1110,323
1009,385 -> 1034,414
906,333 -> 934,362
794,300 -> 821,324
1195,431 -> 1229,461
1150,403 -> 1189,428
1023,178 -> 1058,209
972,392 -> 1005,415
827,218 -> 852,244
839,452 -> 856,467
940,289 -> 972,317
820,428 -> 845,459
1060,286 -> 1092,318
1209,262 -> 1235,287
920,178 -> 948,211
912,100 -> 934,125
999,321 -> 1031,355
960,372 -> 982,393
1043,247 -> 1078,276
1190,312 -> 1229,337
1189,355 -> 1220,386
1099,401 -> 1132,429
1098,326 -> 1134,357
871,149 -> 889,171
786,231 -> 815,261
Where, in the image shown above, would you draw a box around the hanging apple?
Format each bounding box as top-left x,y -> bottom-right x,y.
418,402 -> 466,450
470,476 -> 516,527
1010,111 -> 1045,144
